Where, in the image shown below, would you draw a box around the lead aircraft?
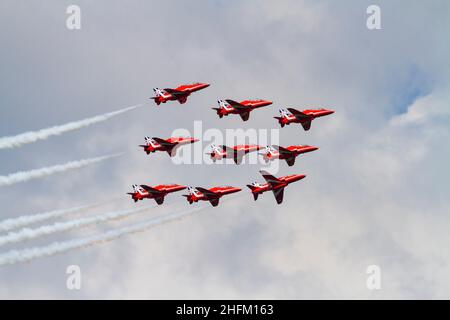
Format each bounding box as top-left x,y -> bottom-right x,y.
150,83 -> 210,105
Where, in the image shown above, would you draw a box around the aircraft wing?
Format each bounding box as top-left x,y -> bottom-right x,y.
273,145 -> 295,155
260,170 -> 284,188
218,145 -> 235,157
164,88 -> 190,97
287,108 -> 311,120
140,185 -> 162,195
195,187 -> 220,199
152,137 -> 178,155
272,188 -> 285,204
225,99 -> 246,108
226,99 -> 254,111
152,137 -> 176,147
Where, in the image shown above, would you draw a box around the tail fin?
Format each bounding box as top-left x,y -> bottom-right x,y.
144,137 -> 161,148
279,108 -> 292,118
187,186 -> 200,197
144,136 -> 153,146
213,100 -> 229,118
259,170 -> 283,187
264,145 -> 275,156
153,88 -> 163,97
132,184 -> 146,195
209,144 -> 224,158
217,99 -> 230,109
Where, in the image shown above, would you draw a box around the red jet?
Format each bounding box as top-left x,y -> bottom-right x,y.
150,83 -> 210,105
207,144 -> 263,165
183,186 -> 242,207
247,170 -> 306,204
140,136 -> 199,157
127,184 -> 186,204
260,145 -> 319,166
213,99 -> 273,121
275,108 -> 334,131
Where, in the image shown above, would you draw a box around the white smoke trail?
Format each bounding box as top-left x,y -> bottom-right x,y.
0,206 -> 207,266
0,153 -> 122,187
0,105 -> 142,150
0,205 -> 155,247
0,202 -> 105,233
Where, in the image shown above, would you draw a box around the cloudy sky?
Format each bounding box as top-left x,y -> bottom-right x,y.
0,0 -> 449,299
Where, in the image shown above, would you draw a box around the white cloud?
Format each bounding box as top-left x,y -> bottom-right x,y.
0,0 -> 449,299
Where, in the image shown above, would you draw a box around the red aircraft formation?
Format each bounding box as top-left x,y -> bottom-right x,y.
128,82 -> 334,206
